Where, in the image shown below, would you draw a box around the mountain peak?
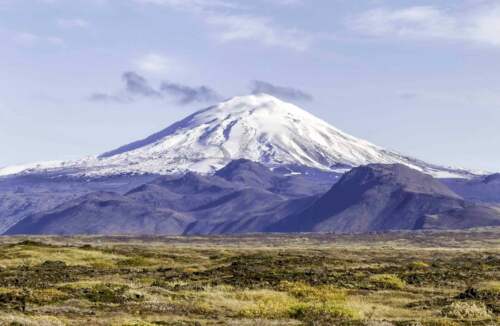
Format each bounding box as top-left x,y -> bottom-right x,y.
201,93 -> 323,129
216,93 -> 310,116
268,163 -> 471,233
90,93 -> 394,175
223,93 -> 285,106
339,164 -> 461,199
0,94 -> 476,178
215,159 -> 276,188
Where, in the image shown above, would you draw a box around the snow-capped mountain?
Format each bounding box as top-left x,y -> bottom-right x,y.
0,94 -> 475,178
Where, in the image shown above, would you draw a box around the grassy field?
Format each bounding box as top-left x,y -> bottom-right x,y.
0,230 -> 498,326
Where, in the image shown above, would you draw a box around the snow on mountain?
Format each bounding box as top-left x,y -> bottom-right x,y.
0,161 -> 64,177
0,94 -> 475,178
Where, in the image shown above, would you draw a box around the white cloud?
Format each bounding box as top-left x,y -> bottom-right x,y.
351,4 -> 500,47
468,5 -> 500,46
57,18 -> 90,28
13,32 -> 63,47
134,0 -> 239,12
46,36 -> 64,45
205,13 -> 312,51
353,6 -> 454,38
263,0 -> 302,6
135,0 -> 311,51
135,53 -> 174,74
13,32 -> 39,46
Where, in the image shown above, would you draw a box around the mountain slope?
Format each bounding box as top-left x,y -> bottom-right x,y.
268,164 -> 500,233
444,173 -> 500,203
0,173 -> 155,234
5,161 -> 499,236
4,160 -> 317,235
5,191 -> 194,235
0,94 -> 474,178
215,159 -> 277,188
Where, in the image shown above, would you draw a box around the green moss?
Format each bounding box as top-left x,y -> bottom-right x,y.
62,283 -> 131,304
29,288 -> 69,304
0,232 -> 498,324
369,274 -> 406,290
408,261 -> 430,270
117,256 -> 157,267
278,281 -> 347,302
237,290 -> 298,319
288,302 -> 360,321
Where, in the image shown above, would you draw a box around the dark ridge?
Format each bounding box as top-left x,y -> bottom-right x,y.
268,164 -> 500,233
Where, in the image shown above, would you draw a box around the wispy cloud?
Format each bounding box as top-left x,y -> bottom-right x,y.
135,53 -> 173,74
398,92 -> 419,100
135,0 -> 312,51
134,0 -> 239,12
351,4 -> 500,47
89,71 -> 220,105
160,82 -> 220,104
123,71 -> 162,98
88,92 -> 132,103
12,32 -> 63,47
205,14 -> 312,51
57,18 -> 90,29
251,80 -> 313,101
262,0 -> 302,6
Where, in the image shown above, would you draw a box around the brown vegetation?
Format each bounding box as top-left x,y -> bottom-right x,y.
0,229 -> 498,325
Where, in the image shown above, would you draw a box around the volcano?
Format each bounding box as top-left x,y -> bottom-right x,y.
0,94 -> 473,178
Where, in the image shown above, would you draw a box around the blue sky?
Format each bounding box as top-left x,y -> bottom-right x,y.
1,0 -> 499,171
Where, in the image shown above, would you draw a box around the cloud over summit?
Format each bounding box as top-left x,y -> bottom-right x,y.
90,72 -> 220,105
251,80 -> 313,102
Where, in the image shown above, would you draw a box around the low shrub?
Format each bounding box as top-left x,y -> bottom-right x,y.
422,320 -> 459,326
441,301 -> 491,319
82,283 -> 129,303
408,261 -> 430,270
456,285 -> 500,302
117,256 -> 156,267
30,288 -> 69,304
278,281 -> 347,302
369,274 -> 406,290
288,301 -> 360,322
0,315 -> 65,326
238,290 -> 297,318
61,283 -> 133,304
0,289 -> 27,311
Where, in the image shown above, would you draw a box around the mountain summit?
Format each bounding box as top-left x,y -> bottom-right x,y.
0,94 -> 472,178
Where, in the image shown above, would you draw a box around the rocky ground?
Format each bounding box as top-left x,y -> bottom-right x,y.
0,229 -> 498,325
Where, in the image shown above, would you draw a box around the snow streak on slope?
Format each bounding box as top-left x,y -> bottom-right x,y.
0,94 -> 475,178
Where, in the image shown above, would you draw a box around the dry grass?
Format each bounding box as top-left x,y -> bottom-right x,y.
0,230 -> 498,325
369,274 -> 406,290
